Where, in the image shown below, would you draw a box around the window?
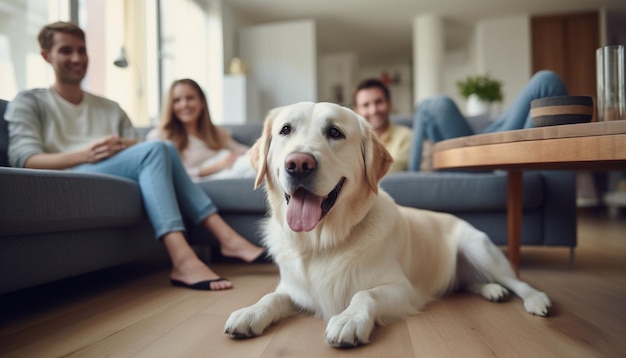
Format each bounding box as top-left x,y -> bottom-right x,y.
159,0 -> 220,124
79,0 -> 154,127
0,0 -> 68,100
1,0 -> 222,127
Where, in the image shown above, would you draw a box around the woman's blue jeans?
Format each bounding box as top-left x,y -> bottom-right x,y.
73,140 -> 216,239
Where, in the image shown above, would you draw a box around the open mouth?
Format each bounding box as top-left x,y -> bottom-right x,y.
284,177 -> 345,232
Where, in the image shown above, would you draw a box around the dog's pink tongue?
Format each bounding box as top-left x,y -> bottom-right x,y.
286,188 -> 323,232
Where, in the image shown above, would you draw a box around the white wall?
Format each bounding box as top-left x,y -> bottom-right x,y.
358,64 -> 413,115
229,12 -> 532,119
318,52 -> 358,107
413,15 -> 478,110
475,15 -> 531,111
223,75 -> 259,124
206,0 -> 225,123
417,15 -> 531,116
440,47 -> 476,109
221,0 -> 254,72
317,52 -> 414,114
239,20 -> 317,120
413,14 -> 445,105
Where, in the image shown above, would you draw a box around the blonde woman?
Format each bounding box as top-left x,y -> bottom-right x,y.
148,79 -> 255,182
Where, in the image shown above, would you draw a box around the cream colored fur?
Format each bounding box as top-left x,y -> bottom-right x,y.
225,102 -> 551,348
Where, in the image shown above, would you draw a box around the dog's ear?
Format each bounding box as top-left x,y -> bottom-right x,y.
248,108 -> 278,189
362,125 -> 393,194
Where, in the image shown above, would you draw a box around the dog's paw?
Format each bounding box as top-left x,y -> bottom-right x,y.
325,310 -> 374,348
523,292 -> 552,316
224,306 -> 272,339
481,283 -> 510,302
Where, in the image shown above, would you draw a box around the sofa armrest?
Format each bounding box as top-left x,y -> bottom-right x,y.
407,113 -> 424,171
196,178 -> 266,212
539,170 -> 577,247
223,123 -> 263,147
0,99 -> 9,167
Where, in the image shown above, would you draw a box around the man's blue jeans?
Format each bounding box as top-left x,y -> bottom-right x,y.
409,70 -> 569,170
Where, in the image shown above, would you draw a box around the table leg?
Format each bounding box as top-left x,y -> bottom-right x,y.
507,171 -> 522,276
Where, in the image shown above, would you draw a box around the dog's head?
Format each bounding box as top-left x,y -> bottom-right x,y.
249,102 -> 393,233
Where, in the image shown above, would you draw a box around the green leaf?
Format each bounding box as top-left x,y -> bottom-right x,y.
456,75 -> 504,102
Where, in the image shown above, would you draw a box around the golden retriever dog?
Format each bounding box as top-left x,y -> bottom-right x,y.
224,102 -> 551,348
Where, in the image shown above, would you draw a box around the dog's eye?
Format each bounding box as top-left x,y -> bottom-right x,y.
327,126 -> 345,139
279,125 -> 291,136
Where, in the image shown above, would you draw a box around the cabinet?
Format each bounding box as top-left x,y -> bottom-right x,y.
531,11 -> 599,97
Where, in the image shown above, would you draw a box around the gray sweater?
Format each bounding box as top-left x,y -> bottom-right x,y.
5,88 -> 139,168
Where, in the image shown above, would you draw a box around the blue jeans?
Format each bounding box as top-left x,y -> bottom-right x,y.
73,140 -> 217,239
409,70 -> 569,170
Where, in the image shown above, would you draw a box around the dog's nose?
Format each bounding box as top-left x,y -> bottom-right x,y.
285,152 -> 316,179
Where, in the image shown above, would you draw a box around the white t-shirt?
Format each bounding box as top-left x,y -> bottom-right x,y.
146,128 -> 255,182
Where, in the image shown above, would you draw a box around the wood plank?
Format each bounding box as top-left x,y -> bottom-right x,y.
131,313 -> 276,358
0,211 -> 624,357
433,133 -> 626,171
434,120 -> 626,151
57,267 -> 281,358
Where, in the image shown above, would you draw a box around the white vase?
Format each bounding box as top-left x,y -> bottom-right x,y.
466,94 -> 490,117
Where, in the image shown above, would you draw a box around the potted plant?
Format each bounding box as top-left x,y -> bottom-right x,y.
457,75 -> 503,116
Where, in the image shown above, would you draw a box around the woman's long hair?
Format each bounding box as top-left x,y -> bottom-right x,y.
159,78 -> 227,151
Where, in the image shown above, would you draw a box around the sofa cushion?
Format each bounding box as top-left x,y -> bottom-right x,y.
197,178 -> 267,212
380,171 -> 544,212
0,167 -> 147,237
223,122 -> 263,147
135,122 -> 263,148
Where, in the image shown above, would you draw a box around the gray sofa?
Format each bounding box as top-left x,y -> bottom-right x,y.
385,114 -> 576,249
0,99 -> 576,294
0,98 -> 268,294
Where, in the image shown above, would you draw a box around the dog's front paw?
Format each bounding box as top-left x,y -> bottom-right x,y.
481,283 -> 510,302
524,292 -> 552,316
224,306 -> 273,339
325,310 -> 374,348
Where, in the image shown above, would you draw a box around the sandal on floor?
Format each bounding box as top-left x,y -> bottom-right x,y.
170,278 -> 231,291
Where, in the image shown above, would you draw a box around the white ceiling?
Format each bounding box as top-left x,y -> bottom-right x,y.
228,0 -> 626,65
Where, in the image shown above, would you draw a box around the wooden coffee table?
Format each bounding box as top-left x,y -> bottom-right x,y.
432,120 -> 626,273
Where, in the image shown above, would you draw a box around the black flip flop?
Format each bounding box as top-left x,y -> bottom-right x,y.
252,250 -> 272,263
170,277 -> 231,291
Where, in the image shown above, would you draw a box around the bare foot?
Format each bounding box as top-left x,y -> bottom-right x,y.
170,257 -> 233,290
220,234 -> 265,263
204,214 -> 266,263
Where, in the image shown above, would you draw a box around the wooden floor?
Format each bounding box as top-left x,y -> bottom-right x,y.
1,209 -> 625,358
